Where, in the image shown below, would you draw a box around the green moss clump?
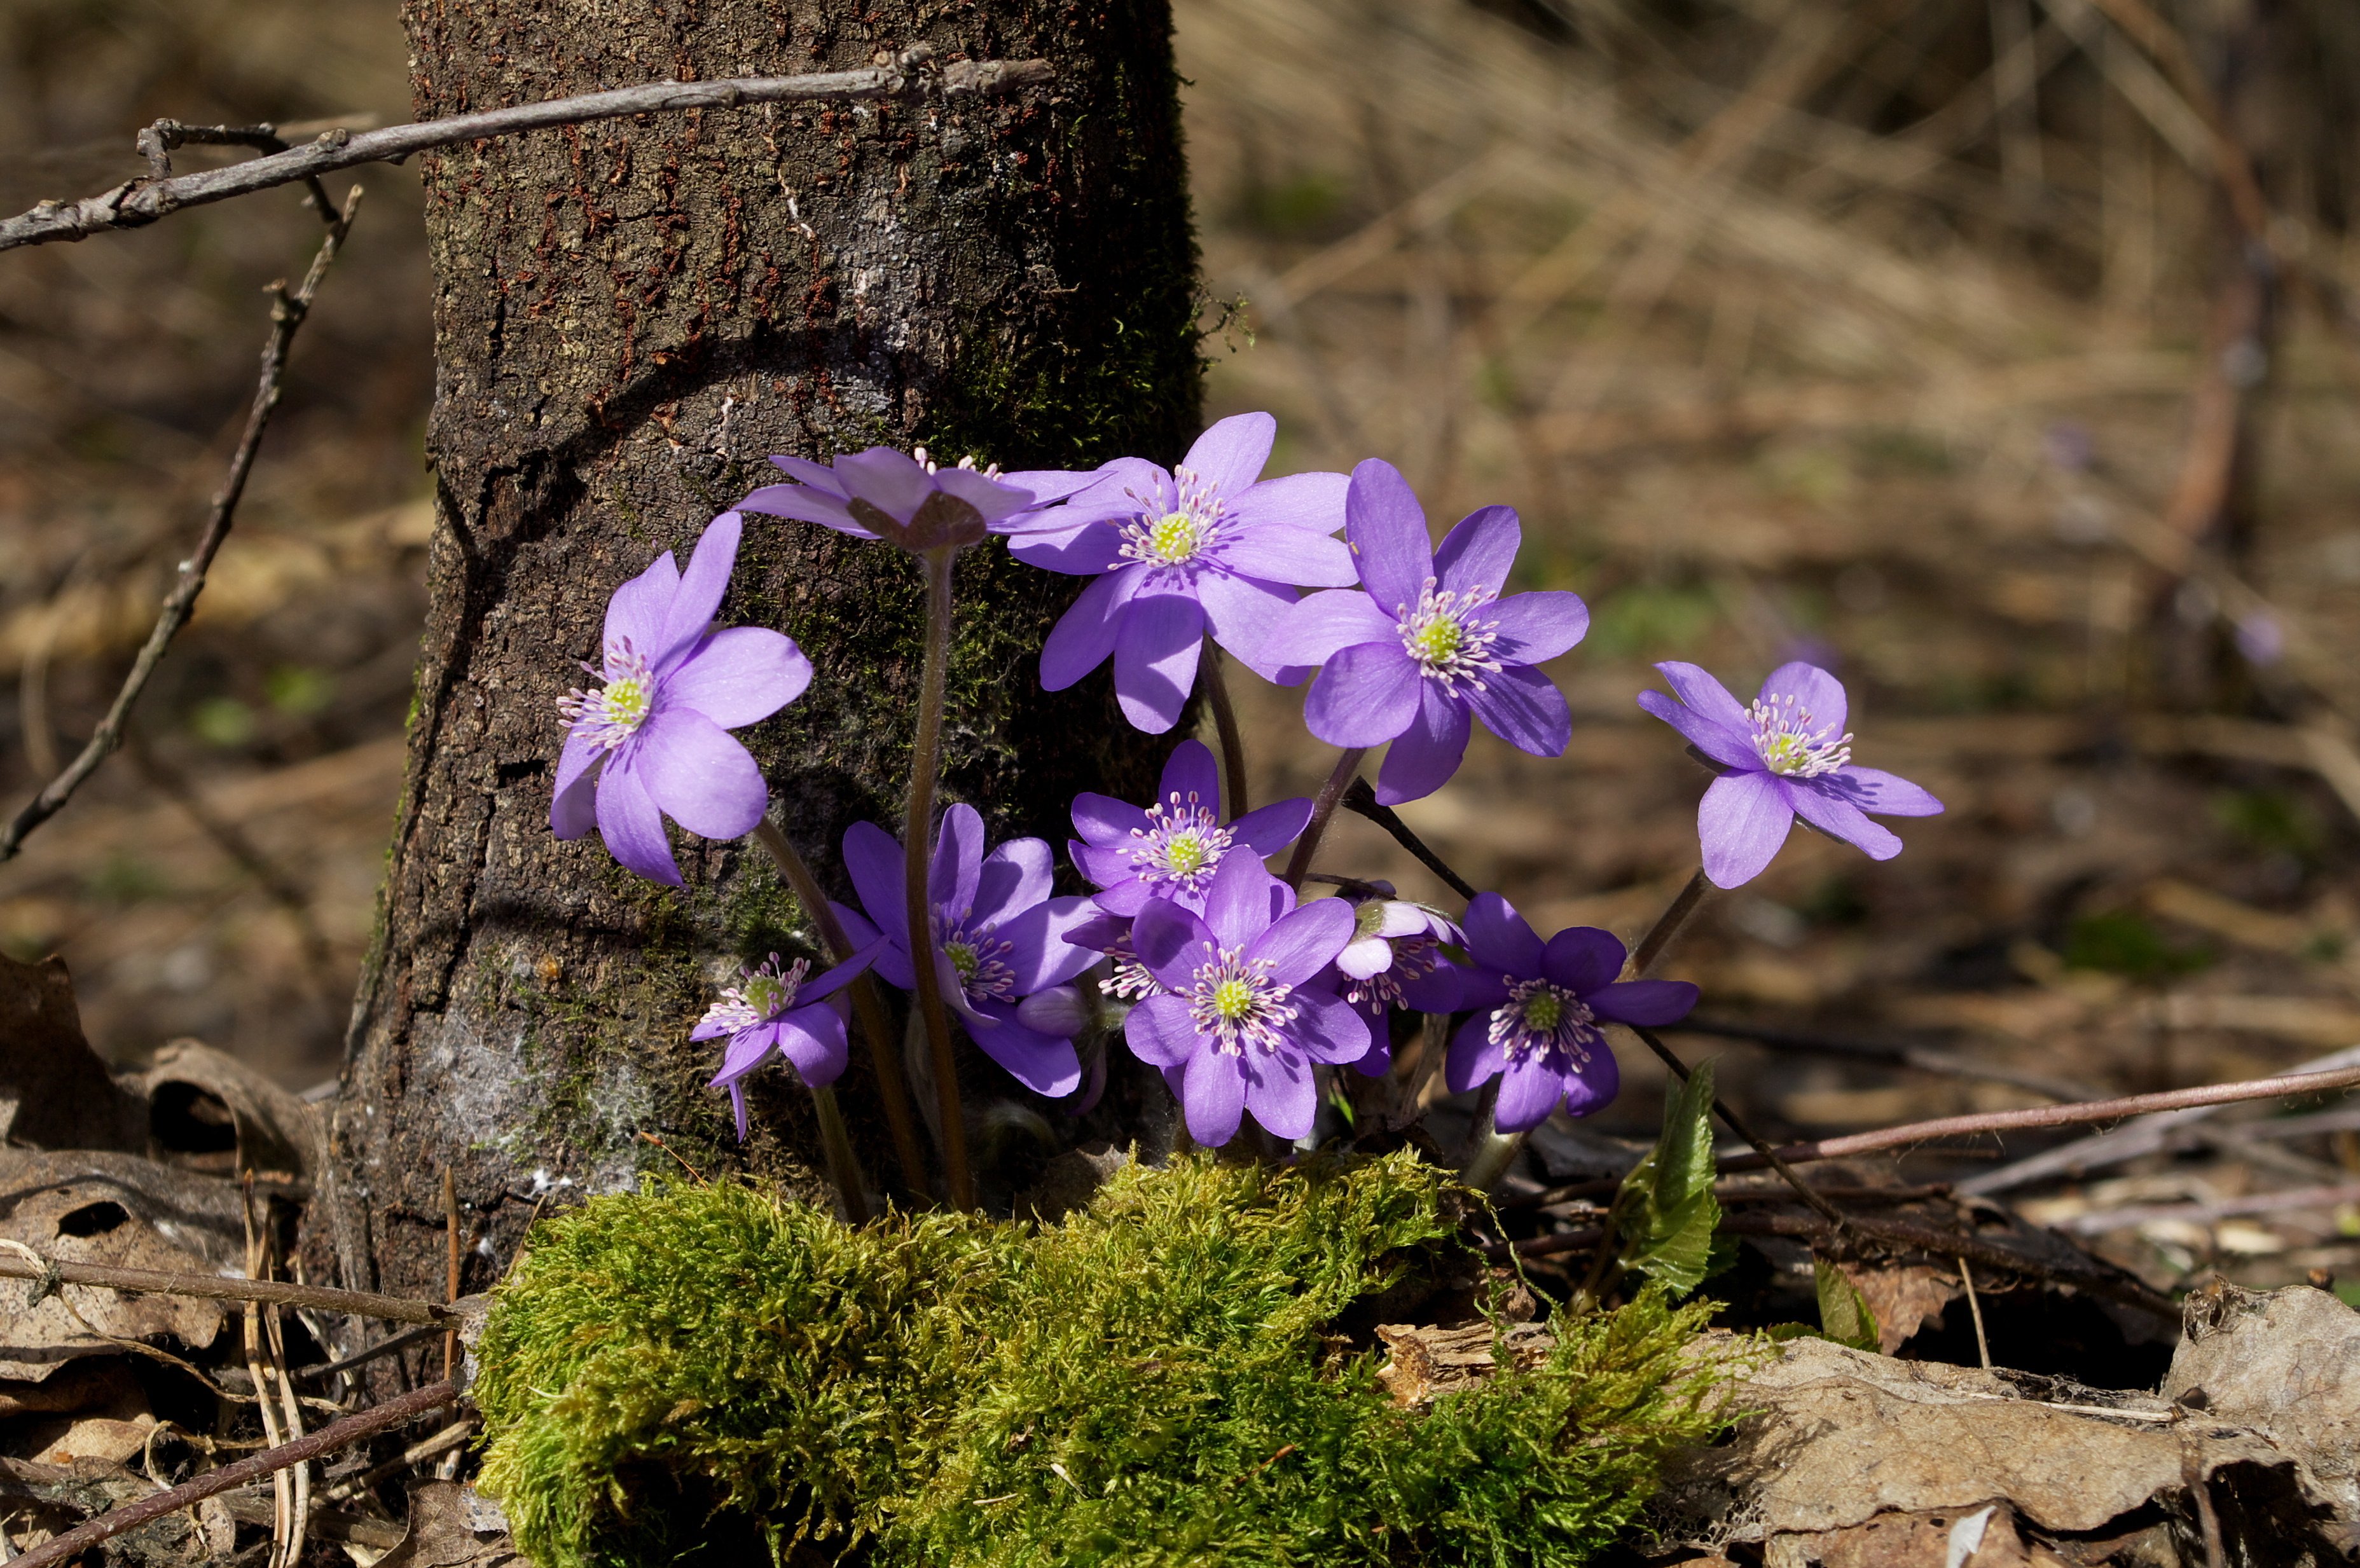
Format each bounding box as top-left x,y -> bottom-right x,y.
472,1152 -> 1732,1568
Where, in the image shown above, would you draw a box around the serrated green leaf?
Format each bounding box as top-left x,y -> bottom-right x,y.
1614,1061 -> 1722,1297
1813,1258 -> 1881,1351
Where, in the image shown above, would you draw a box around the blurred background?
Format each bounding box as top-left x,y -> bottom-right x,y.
5,0 -> 2360,1291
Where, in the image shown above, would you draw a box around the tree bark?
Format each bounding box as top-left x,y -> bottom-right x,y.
314,0 -> 1199,1306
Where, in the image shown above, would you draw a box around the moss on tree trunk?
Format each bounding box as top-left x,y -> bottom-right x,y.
314,0 -> 1201,1304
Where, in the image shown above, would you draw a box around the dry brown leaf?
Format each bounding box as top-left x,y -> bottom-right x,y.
0,951 -> 138,1152
2165,1283 -> 2360,1517
136,1037 -> 317,1178
0,1357 -> 141,1419
1833,1260 -> 1962,1356
1374,1321 -> 1557,1408
30,1414 -> 156,1468
375,1480 -> 524,1568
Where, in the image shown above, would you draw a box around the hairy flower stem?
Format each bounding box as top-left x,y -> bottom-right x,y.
908,547 -> 976,1211
808,1086 -> 870,1225
752,816 -> 930,1204
1463,869 -> 1713,1192
1198,638 -> 1250,818
1281,747 -> 1368,891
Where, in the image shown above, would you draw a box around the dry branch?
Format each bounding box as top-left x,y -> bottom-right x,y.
0,55 -> 1051,255
0,1251 -> 458,1325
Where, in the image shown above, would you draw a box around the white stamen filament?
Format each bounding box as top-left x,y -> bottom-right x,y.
1748,693 -> 1853,778
1394,577 -> 1505,693
1185,942 -> 1296,1057
556,637 -> 657,751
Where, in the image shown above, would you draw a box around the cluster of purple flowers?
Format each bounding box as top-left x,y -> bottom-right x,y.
549,412 -> 1943,1152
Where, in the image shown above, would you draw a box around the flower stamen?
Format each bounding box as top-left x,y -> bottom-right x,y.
1395,577 -> 1504,693
1487,977 -> 1601,1066
700,954 -> 810,1036
1185,943 -> 1295,1057
1119,466 -> 1224,569
1128,790 -> 1234,897
557,637 -> 658,752
935,914 -> 1018,1007
1747,694 -> 1853,778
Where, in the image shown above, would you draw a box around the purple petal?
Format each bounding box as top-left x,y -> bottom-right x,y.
1199,849 -> 1281,952
932,803 -> 985,918
1374,683 -> 1470,806
962,1003 -> 1083,1096
595,760 -> 680,886
995,896 -> 1102,991
1290,990 -> 1372,1066
998,465 -> 1119,508
1063,912 -> 1135,954
801,945 -> 880,1003
832,448 -> 937,522
1698,769 -> 1794,889
775,1006 -> 850,1087
654,511 -> 741,670
935,466 -> 1035,526
1230,797 -> 1315,855
1023,457 -> 1169,530
1214,525 -> 1356,588
1542,927 -> 1627,994
1246,897 -> 1355,987
1196,572 -> 1310,681
736,483 -> 874,537
1125,993 -> 1201,1068
1157,739 -> 1222,815
976,837 -> 1056,927
1830,766 -> 1944,818
1446,1013 -> 1505,1093
1084,874 -> 1152,918
1398,961 -> 1463,1014
1183,1049 -> 1247,1146
1070,792 -> 1151,848
1560,1041 -> 1620,1118
1487,591 -> 1589,665
1587,980 -> 1699,1028
1337,934 -> 1393,980
1005,519 -> 1128,575
1016,984 -> 1091,1038
1344,458 -> 1434,615
1112,591 -> 1205,734
661,628 -> 811,729
1255,589 -> 1395,673
1134,898 -> 1220,993
1225,469 -> 1350,537
1462,891 -> 1545,979
604,551 -> 680,659
768,455 -> 850,493
1494,1054 -> 1568,1132
1305,640 -> 1422,747
634,708 -> 768,840
708,1021 -> 780,1084
1787,778 -> 1904,860
841,821 -> 909,935
1244,1049 -> 1319,1140
1070,839 -> 1138,893
552,732 -> 602,839
1041,568 -> 1142,691
1636,690 -> 1760,771
1654,661 -> 1753,734
1433,505 -> 1519,596
1181,412 -> 1274,497
1758,662 -> 1847,736
1464,663 -> 1571,758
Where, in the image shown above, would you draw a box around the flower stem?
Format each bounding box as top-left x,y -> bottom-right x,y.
907,547 -> 976,1211
1621,867 -> 1712,980
808,1085 -> 870,1225
1198,638 -> 1250,818
1458,1080 -> 1521,1192
1281,746 -> 1367,891
752,816 -> 932,1203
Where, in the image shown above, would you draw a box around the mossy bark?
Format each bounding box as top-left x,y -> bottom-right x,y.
314,0 -> 1200,1304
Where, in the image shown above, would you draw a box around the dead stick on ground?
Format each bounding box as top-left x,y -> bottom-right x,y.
0,1253 -> 455,1324
11,1380 -> 460,1568
0,55 -> 1051,254
442,1166 -> 460,1382
0,184 -> 361,862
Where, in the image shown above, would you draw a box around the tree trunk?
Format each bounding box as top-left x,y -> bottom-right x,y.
312,0 -> 1199,1306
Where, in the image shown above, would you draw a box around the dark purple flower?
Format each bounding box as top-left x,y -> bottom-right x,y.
696,945 -> 877,1141
832,803 -> 1100,1097
553,511 -> 811,887
738,445 -> 1098,553
1636,661 -> 1944,890
1015,413 -> 1356,733
1068,739 -> 1314,916
1122,850 -> 1367,1145
1319,884 -> 1466,1076
1259,460 -> 1589,804
1446,895 -> 1699,1132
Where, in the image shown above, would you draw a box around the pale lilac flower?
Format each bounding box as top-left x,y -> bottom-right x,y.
737,445 -> 1096,553
1123,850 -> 1367,1145
696,945 -> 877,1141
1068,739 -> 1313,916
1318,884 -> 1466,1076
832,804 -> 1100,1097
1637,661 -> 1944,890
1446,895 -> 1698,1132
2236,610 -> 2286,666
1014,413 -> 1356,733
1260,460 -> 1589,804
552,511 -> 811,887
1061,912 -> 1163,1003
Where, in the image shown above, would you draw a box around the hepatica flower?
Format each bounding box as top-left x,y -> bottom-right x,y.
696,946 -> 874,1141
1637,661 -> 1944,890
553,511 -> 811,887
1446,895 -> 1699,1132
1322,885 -> 1466,1075
833,804 -> 1100,1097
1124,850 -> 1367,1145
1260,460 -> 1589,804
738,445 -> 1098,553
1015,412 -> 1356,733
1069,739 -> 1314,916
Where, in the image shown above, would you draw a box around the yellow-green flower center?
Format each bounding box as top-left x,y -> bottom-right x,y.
946,941 -> 979,980
602,674 -> 652,727
742,974 -> 789,1016
1148,511 -> 1201,563
1521,990 -> 1563,1031
1163,832 -> 1210,877
1210,977 -> 1256,1021
1411,617 -> 1463,666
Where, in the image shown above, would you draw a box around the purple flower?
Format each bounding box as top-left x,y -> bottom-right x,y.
1637,661 -> 1945,890
738,445 -> 1100,553
1320,884 -> 1466,1076
1259,460 -> 1590,804
696,946 -> 876,1141
1446,895 -> 1699,1132
1068,739 -> 1314,916
1014,412 -> 1357,733
1122,850 -> 1368,1145
832,803 -> 1101,1097
552,512 -> 812,887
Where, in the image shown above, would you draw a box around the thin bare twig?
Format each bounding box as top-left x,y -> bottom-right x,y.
10,1380 -> 459,1568
0,185 -> 362,862
0,55 -> 1051,255
0,1251 -> 456,1325
1632,1026 -> 1851,1232
1339,776 -> 1477,898
1668,1016 -> 2102,1102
